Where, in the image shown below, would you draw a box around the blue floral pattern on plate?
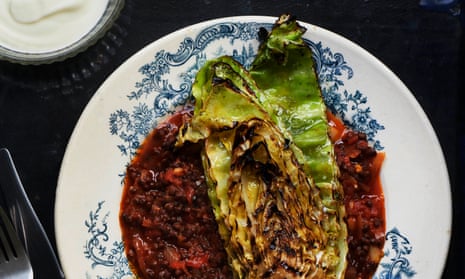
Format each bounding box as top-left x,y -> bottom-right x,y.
84,202 -> 416,279
84,201 -> 132,279
84,20 -> 414,278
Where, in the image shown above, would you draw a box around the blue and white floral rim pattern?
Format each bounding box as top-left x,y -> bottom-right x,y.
78,20 -> 416,279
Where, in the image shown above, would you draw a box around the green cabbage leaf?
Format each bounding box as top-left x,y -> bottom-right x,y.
177,52 -> 346,278
250,14 -> 348,278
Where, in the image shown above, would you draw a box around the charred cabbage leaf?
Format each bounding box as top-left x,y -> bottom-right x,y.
250,14 -> 348,278
177,56 -> 345,278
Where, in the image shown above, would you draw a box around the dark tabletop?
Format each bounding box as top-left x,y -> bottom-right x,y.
0,0 -> 463,278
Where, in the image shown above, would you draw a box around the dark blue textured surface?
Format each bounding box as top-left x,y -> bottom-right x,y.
0,0 -> 462,278
419,0 -> 458,9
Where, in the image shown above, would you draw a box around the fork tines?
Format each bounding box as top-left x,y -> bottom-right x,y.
0,207 -> 33,279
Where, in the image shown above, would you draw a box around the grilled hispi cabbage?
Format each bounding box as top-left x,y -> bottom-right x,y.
250,14 -> 348,278
178,51 -> 346,277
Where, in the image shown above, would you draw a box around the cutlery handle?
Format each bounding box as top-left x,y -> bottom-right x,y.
0,148 -> 65,279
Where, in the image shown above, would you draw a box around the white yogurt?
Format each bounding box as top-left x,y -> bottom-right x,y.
0,0 -> 109,53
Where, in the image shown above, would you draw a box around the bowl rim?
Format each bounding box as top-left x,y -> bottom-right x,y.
0,0 -> 125,65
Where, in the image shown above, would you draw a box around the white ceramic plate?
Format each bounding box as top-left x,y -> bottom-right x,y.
55,16 -> 451,279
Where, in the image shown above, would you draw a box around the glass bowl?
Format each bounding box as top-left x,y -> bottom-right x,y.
0,0 -> 125,65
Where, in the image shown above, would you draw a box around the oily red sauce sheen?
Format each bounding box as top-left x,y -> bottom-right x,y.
328,111 -> 386,279
120,108 -> 386,279
120,108 -> 232,278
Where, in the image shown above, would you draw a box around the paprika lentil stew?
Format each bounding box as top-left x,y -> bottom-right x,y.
329,112 -> 386,279
120,108 -> 232,279
120,108 -> 386,279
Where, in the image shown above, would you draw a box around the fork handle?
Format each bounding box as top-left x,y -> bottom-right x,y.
0,148 -> 65,279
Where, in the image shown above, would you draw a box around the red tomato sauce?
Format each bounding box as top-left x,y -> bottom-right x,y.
119,108 -> 232,279
328,111 -> 386,279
